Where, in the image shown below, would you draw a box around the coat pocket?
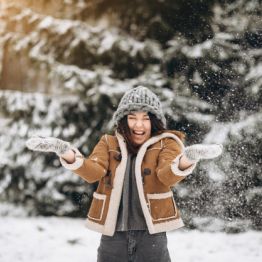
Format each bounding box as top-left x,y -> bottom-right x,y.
87,192 -> 107,221
147,191 -> 177,222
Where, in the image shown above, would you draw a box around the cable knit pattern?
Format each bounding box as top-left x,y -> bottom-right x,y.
184,144 -> 223,162
112,86 -> 166,127
25,136 -> 71,156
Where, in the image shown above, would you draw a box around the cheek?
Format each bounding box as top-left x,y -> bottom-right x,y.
127,119 -> 133,129
145,122 -> 151,133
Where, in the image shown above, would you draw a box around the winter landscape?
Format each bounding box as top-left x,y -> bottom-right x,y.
0,216 -> 262,262
0,0 -> 261,261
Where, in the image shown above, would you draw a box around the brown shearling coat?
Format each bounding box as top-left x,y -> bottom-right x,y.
60,130 -> 196,236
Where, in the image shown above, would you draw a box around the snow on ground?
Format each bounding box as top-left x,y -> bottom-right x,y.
0,216 -> 261,262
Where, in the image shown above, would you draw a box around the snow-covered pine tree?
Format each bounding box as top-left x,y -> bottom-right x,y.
0,0 -> 261,231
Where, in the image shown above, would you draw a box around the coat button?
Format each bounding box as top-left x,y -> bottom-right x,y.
143,168 -> 151,175
104,176 -> 110,185
105,183 -> 112,189
114,153 -> 122,161
104,172 -> 113,189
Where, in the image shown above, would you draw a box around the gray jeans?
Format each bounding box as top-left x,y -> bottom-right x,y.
97,230 -> 171,262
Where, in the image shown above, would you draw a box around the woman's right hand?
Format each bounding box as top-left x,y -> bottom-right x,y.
26,136 -> 72,157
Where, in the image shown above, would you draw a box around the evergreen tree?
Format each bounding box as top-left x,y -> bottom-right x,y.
0,0 -> 261,230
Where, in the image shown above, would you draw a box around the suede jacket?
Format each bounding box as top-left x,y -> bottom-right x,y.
60,130 -> 196,236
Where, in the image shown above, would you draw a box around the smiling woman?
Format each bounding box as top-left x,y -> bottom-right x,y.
26,86 -> 223,262
127,111 -> 151,146
116,110 -> 167,155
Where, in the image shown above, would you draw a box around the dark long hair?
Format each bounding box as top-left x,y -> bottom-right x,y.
116,112 -> 166,155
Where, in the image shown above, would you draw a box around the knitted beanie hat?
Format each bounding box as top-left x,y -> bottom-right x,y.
113,86 -> 166,127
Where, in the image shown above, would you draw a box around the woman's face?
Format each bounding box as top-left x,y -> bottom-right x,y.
127,111 -> 151,145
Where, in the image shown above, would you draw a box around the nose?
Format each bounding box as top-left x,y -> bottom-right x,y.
134,119 -> 144,128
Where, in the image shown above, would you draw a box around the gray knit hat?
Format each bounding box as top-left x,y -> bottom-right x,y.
113,86 -> 166,127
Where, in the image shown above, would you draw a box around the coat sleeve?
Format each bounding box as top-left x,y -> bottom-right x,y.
156,138 -> 196,187
59,135 -> 109,183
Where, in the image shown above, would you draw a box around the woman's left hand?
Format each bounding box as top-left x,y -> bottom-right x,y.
184,144 -> 223,162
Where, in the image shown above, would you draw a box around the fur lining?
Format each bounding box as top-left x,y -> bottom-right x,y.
101,133 -> 128,236
171,153 -> 197,177
84,132 -> 187,236
134,132 -> 185,234
152,218 -> 184,233
147,191 -> 173,199
59,147 -> 84,170
85,219 -> 105,234
157,129 -> 186,141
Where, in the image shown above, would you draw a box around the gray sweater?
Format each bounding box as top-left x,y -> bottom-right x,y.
116,153 -> 147,231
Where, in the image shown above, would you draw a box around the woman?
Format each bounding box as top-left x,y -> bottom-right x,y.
26,86 -> 223,262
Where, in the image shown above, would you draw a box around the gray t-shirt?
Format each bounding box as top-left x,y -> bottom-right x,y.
116,153 -> 147,231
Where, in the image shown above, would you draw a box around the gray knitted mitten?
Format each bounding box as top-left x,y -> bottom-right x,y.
26,136 -> 71,156
184,144 -> 223,162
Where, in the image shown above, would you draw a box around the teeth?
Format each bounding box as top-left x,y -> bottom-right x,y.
134,131 -> 144,135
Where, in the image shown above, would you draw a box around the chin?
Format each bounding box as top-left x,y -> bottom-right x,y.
133,137 -> 148,145
134,141 -> 144,145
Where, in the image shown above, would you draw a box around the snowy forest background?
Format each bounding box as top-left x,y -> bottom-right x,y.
0,0 -> 261,235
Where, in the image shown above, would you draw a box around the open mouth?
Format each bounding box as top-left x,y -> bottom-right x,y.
132,130 -> 145,136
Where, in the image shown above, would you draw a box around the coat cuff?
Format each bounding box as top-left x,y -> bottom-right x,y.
59,147 -> 84,170
171,153 -> 197,177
